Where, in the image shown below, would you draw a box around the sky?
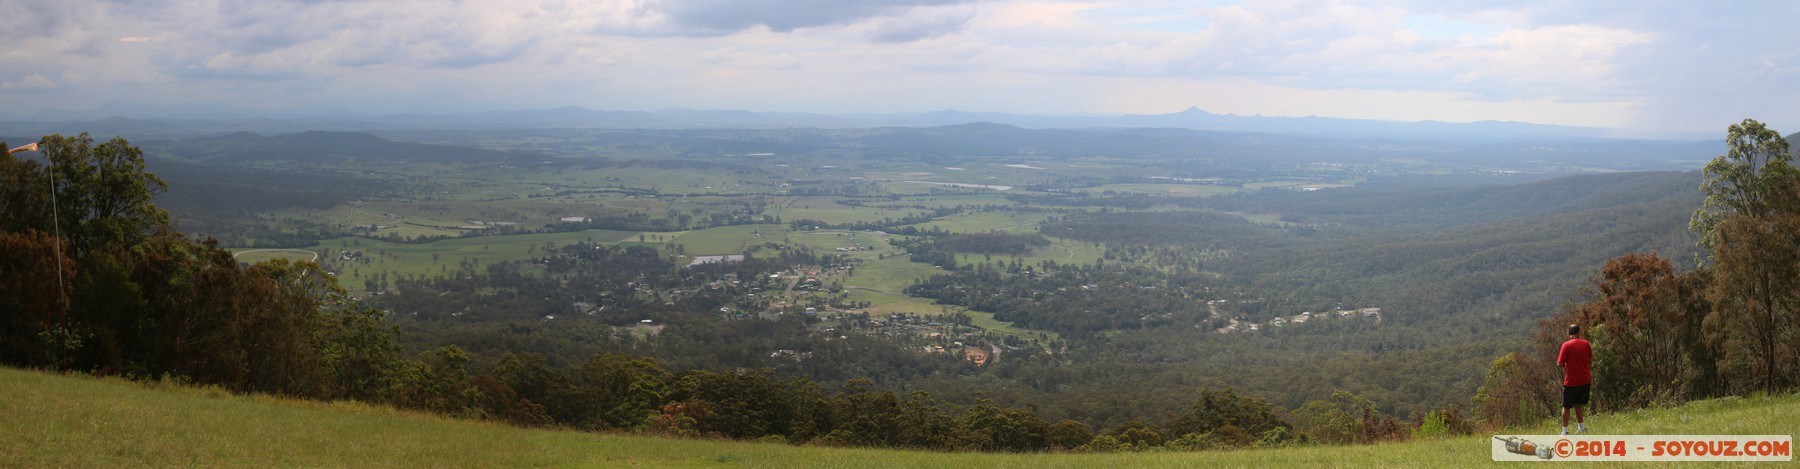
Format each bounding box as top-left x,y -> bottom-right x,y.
2,0 -> 1797,135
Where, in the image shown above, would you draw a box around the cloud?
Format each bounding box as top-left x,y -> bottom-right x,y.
0,0 -> 1795,133
965,2 -> 1653,101
655,0 -> 975,34
863,4 -> 979,42
0,73 -> 56,90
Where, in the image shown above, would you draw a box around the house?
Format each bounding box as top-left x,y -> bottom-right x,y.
559,216 -> 591,223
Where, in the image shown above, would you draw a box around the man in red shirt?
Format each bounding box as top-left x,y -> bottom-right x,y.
1558,324 -> 1592,435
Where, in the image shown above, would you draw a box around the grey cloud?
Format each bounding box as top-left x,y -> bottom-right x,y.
864,5 -> 975,43
0,0 -> 88,41
159,1 -> 543,76
164,62 -> 307,81
418,43 -> 533,69
208,1 -> 350,54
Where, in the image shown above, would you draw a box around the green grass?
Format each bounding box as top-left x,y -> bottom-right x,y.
1225,211 -> 1305,228
953,235 -> 1105,269
230,248 -> 322,264
845,288 -> 952,315
891,194 -> 1019,209
905,211 -> 1050,234
672,224 -> 786,255
961,310 -> 1046,341
773,206 -> 920,225
7,366 -> 1797,467
297,224 -> 791,290
1077,183 -> 1237,197
304,229 -> 640,287
845,254 -> 945,293
1240,179 -> 1360,191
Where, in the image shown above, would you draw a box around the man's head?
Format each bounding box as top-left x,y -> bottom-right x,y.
1568,324 -> 1581,337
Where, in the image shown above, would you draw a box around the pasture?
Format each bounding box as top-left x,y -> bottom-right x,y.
1078,183 -> 1237,197
905,211 -> 1051,234
670,224 -> 785,256
307,229 -> 640,287
230,249 -> 322,264
952,235 -> 1107,269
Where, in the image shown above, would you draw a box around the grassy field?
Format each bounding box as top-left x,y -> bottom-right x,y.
230,248 -> 322,264
774,206 -> 927,225
954,235 -> 1106,269
905,211 -> 1050,234
890,193 -> 1019,209
5,366 -> 1796,467
1077,183 -> 1237,197
844,254 -> 945,293
304,229 -> 639,286
672,224 -> 786,255
961,310 -> 1047,340
1240,178 -> 1361,191
845,288 -> 954,316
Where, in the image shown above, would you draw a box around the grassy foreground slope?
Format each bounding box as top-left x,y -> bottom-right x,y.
3,366 -> 1795,468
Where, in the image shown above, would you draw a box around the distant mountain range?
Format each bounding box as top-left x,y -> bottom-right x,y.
0,106 -> 1714,142
152,130 -> 548,165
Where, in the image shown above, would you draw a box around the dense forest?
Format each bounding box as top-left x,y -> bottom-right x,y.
1471,119 -> 1800,426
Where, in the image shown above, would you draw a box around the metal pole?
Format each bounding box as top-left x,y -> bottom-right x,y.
48,142 -> 68,370
8,141 -> 69,369
16,141 -> 70,369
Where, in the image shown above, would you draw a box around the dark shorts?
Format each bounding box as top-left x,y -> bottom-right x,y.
1563,384 -> 1590,409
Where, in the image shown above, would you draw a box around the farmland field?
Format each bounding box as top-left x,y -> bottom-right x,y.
1078,183 -> 1237,197
306,229 -> 639,285
230,249 -> 322,264
670,224 -> 785,256
905,211 -> 1051,233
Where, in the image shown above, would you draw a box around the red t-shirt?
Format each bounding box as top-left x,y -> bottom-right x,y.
1558,338 -> 1592,386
